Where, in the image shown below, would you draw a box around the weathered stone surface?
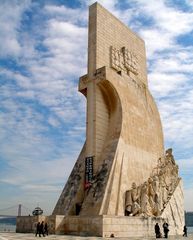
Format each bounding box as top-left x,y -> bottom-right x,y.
52,144 -> 86,215
161,179 -> 184,235
124,148 -> 181,218
16,2 -> 184,237
16,215 -> 46,233
54,13 -> 165,215
51,2 -> 184,236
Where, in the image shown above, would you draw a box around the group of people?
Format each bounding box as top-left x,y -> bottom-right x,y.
35,221 -> 48,237
155,222 -> 188,238
155,222 -> 169,238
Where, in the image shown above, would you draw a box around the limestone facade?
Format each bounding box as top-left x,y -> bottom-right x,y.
53,2 -> 165,217
17,2 -> 184,237
52,3 -> 184,234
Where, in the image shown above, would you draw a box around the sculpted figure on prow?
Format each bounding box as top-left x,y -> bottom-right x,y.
125,148 -> 180,217
125,182 -> 141,216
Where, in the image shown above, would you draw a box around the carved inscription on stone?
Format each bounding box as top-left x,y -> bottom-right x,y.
110,46 -> 138,75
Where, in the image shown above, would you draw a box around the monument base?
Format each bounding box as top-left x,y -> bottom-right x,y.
16,180 -> 184,237
60,215 -> 171,237
16,214 -> 183,237
61,215 -> 161,237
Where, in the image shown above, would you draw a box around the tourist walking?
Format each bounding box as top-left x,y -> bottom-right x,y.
163,222 -> 169,238
155,223 -> 161,238
183,225 -> 188,237
35,222 -> 41,237
44,222 -> 48,236
40,221 -> 45,237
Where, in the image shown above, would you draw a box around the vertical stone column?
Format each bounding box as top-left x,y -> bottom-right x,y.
86,81 -> 96,158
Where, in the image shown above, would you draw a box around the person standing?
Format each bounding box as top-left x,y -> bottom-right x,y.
35,222 -> 41,237
183,225 -> 188,237
40,221 -> 45,237
163,222 -> 169,238
44,222 -> 48,236
155,223 -> 161,238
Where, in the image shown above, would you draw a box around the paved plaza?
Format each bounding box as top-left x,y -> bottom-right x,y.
0,233 -> 193,240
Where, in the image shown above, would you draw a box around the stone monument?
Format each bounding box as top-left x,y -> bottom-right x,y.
16,2 -> 184,237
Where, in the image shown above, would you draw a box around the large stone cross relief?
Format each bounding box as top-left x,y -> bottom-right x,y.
110,46 -> 139,76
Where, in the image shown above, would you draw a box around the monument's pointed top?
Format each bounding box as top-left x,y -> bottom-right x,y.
89,1 -> 143,43
88,0 -> 147,85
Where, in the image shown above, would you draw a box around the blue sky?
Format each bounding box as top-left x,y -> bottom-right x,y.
0,0 -> 193,216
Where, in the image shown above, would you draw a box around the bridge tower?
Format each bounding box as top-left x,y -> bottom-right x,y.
18,204 -> 21,216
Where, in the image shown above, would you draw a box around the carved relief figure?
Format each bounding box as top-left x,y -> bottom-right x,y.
132,201 -> 141,216
90,162 -> 109,201
57,162 -> 83,213
140,181 -> 149,215
125,149 -> 180,217
125,182 -> 140,216
147,177 -> 155,209
125,189 -> 132,215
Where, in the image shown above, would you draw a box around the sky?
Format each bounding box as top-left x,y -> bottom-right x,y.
0,0 -> 193,216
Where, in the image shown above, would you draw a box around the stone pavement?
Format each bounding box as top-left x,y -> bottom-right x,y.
0,233 -> 193,240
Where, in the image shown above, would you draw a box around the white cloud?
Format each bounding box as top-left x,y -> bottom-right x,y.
178,157 -> 193,170
129,0 -> 193,60
132,1 -> 193,165
0,68 -> 33,89
136,0 -> 193,33
0,0 -> 193,214
155,94 -> 193,160
149,72 -> 187,97
16,90 -> 35,99
0,0 -> 31,57
140,29 -> 175,57
44,4 -> 88,24
185,1 -> 193,9
151,57 -> 193,74
47,20 -> 87,38
47,116 -> 60,128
